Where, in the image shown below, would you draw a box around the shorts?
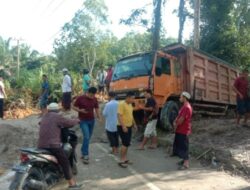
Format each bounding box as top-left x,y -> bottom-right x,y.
106,130 -> 119,147
144,119 -> 157,137
118,126 -> 132,147
39,97 -> 48,109
237,98 -> 250,115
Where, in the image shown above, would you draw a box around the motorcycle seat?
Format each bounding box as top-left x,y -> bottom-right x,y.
20,148 -> 53,155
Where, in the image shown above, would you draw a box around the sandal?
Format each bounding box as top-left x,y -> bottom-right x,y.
136,147 -> 145,150
124,160 -> 133,165
177,160 -> 184,166
178,165 -> 189,170
118,162 -> 128,168
148,145 -> 157,149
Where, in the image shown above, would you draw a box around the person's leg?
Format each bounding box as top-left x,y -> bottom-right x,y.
138,121 -> 151,149
178,134 -> 189,168
182,135 -> 189,168
236,99 -> 245,126
0,99 -> 3,119
120,145 -> 128,162
47,148 -> 76,186
124,128 -> 132,161
65,92 -> 71,110
171,133 -> 179,156
113,131 -> 119,154
149,136 -> 158,149
68,92 -> 72,110
62,93 -> 66,110
148,120 -> 158,148
118,126 -> 129,163
88,120 -> 95,139
243,99 -> 250,126
80,121 -> 90,158
106,130 -> 115,153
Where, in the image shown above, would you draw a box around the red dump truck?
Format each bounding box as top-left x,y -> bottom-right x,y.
110,43 -> 239,130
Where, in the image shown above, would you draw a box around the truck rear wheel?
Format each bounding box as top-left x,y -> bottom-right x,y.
160,101 -> 179,131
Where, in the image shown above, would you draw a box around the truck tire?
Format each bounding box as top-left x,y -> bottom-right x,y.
160,101 -> 179,131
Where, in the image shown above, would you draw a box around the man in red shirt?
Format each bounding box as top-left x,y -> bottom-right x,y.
172,91 -> 193,170
73,87 -> 100,164
105,65 -> 113,93
233,69 -> 250,127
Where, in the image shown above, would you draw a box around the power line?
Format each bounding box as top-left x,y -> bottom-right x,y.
42,4 -> 84,45
39,0 -> 57,17
48,0 -> 68,17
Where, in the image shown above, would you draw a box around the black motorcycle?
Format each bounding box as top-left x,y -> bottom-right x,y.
9,128 -> 78,190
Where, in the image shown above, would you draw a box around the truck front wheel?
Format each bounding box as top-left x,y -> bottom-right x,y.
160,101 -> 179,131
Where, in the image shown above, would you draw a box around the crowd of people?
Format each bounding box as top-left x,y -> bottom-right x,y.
2,66 -> 249,190
37,85 -> 193,189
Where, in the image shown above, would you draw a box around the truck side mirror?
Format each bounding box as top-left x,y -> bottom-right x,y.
155,67 -> 162,76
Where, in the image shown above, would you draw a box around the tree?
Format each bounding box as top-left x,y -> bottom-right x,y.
178,0 -> 186,43
54,0 -> 109,75
152,0 -> 162,50
120,0 -> 167,50
198,0 -> 250,67
193,0 -> 200,48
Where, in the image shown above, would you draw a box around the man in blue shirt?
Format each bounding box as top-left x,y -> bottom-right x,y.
102,92 -> 119,154
40,74 -> 49,115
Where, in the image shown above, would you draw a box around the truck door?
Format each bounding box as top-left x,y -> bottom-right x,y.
154,55 -> 179,106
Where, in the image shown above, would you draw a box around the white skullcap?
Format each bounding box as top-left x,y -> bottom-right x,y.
181,91 -> 191,100
47,103 -> 59,111
62,68 -> 68,72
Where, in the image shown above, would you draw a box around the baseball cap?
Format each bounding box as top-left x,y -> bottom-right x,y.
62,68 -> 68,72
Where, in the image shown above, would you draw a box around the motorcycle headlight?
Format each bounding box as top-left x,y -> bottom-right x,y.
63,143 -> 72,158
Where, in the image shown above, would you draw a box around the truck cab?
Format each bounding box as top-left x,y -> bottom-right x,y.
110,51 -> 181,128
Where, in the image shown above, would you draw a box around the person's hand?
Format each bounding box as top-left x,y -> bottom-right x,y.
133,124 -> 138,132
173,121 -> 177,132
239,93 -> 244,99
122,126 -> 128,133
96,115 -> 102,122
138,104 -> 144,110
79,109 -> 88,114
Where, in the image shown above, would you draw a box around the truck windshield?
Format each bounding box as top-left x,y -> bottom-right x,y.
112,54 -> 152,81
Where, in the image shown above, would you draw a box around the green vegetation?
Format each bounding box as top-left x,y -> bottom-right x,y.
0,0 -> 250,110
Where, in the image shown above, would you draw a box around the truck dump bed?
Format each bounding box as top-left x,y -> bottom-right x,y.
164,44 -> 238,106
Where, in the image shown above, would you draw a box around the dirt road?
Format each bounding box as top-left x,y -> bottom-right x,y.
0,117 -> 250,190
53,122 -> 250,190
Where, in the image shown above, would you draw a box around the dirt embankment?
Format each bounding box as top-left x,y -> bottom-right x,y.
192,119 -> 250,176
0,115 -> 40,169
159,118 -> 250,179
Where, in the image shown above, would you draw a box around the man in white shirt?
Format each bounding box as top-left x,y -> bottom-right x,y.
96,67 -> 107,101
102,92 -> 118,154
62,68 -> 72,111
0,77 -> 7,119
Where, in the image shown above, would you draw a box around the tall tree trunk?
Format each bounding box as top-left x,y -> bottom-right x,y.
178,0 -> 186,43
152,0 -> 162,51
194,0 -> 201,49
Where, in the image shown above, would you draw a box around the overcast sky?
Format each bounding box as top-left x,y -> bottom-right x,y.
0,0 -> 192,54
